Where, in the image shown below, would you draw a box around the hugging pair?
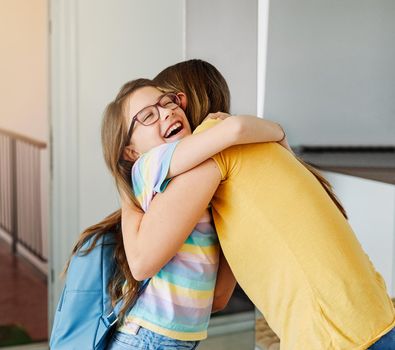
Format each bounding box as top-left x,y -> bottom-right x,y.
67,59 -> 395,350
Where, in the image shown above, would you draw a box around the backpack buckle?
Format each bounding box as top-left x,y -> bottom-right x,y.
105,311 -> 118,327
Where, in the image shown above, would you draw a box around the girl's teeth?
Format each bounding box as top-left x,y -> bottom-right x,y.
166,122 -> 181,137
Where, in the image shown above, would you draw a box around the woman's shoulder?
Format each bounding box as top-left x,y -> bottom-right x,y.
193,119 -> 221,135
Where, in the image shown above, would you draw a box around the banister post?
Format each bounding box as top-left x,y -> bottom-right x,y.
10,138 -> 18,255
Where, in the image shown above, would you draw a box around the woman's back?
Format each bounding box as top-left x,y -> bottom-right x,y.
195,119 -> 395,349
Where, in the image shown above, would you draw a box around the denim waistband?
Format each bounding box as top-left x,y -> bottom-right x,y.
368,327 -> 395,350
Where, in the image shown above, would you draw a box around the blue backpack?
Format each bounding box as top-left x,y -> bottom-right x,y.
50,232 -> 124,349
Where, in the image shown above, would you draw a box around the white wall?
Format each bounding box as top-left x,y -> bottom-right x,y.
0,0 -> 48,142
264,0 -> 395,146
186,0 -> 258,115
50,0 -> 185,314
76,0 -> 185,231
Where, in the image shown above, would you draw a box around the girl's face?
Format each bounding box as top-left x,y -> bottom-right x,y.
124,86 -> 191,160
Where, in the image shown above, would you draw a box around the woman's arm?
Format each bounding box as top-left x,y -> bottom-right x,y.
121,159 -> 221,281
168,115 -> 285,178
211,249 -> 237,313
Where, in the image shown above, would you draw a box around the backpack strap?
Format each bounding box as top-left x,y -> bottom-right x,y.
138,278 -> 151,296
112,299 -> 123,321
103,309 -> 119,328
105,277 -> 151,327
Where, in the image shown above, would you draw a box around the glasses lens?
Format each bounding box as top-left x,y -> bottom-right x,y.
137,106 -> 158,125
159,94 -> 180,109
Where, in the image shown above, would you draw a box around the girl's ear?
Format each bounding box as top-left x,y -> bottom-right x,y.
123,145 -> 140,162
177,92 -> 187,110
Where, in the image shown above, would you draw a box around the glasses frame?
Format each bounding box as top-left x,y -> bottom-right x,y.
126,93 -> 181,142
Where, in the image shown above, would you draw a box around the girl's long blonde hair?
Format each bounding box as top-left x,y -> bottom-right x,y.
154,59 -> 348,219
64,78 -> 159,320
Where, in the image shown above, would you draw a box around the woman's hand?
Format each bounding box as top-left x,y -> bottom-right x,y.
212,250 -> 237,313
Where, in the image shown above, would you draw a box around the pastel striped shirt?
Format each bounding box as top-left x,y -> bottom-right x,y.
118,141 -> 219,341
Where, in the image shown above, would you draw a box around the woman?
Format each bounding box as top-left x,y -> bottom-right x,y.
116,59 -> 394,349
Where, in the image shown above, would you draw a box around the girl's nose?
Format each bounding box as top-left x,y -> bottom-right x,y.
159,107 -> 172,121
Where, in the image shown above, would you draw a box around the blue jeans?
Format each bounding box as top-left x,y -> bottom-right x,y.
106,329 -> 200,350
368,327 -> 395,350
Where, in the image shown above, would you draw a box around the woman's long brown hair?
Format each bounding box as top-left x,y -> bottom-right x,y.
63,79 -> 159,320
154,59 -> 348,219
154,59 -> 230,130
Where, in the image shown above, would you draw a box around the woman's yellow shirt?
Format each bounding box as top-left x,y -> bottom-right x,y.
194,119 -> 395,350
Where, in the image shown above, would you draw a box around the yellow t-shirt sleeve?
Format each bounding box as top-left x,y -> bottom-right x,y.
193,118 -> 221,133
193,119 -> 231,181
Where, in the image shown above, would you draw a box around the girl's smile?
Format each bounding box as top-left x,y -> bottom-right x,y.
164,121 -> 184,139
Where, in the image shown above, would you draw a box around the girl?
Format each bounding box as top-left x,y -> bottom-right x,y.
104,78 -> 291,349
115,60 -> 395,349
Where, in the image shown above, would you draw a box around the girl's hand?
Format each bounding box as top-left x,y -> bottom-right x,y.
203,112 -> 231,122
276,123 -> 294,154
279,136 -> 294,154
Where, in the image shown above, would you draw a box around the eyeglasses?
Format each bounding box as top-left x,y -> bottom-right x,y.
127,93 -> 181,141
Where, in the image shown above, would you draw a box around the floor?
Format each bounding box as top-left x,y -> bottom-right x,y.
0,239 -> 48,343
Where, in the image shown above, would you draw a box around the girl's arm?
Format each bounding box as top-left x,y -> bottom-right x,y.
121,159 -> 222,281
122,117 -> 291,280
168,115 -> 285,178
212,249 -> 237,313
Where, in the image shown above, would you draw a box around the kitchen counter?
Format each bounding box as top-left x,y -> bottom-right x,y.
294,146 -> 395,184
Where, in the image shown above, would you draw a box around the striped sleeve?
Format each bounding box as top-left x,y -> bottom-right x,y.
131,141 -> 179,212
